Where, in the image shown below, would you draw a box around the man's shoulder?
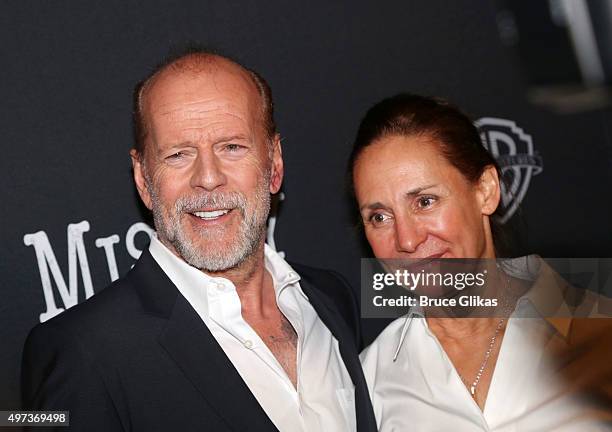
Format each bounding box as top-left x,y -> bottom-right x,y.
31,250 -> 168,336
29,275 -> 140,339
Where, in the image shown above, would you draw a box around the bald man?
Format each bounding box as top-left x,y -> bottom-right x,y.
21,50 -> 376,432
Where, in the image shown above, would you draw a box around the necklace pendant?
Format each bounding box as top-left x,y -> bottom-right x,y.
470,386 -> 476,396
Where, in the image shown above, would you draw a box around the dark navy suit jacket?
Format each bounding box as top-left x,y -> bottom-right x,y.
21,249 -> 377,432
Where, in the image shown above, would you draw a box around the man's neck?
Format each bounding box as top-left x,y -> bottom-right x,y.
159,237 -> 273,316
205,241 -> 267,291
206,241 -> 276,317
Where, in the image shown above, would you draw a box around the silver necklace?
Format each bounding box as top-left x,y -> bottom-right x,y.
466,317 -> 505,397
463,267 -> 510,398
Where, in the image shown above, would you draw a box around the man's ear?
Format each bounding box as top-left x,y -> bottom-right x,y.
269,134 -> 284,194
477,165 -> 501,216
130,149 -> 153,210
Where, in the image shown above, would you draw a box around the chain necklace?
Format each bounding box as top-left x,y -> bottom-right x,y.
464,317 -> 505,397
462,266 -> 510,398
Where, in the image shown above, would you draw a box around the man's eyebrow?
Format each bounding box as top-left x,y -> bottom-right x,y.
156,134 -> 250,152
213,134 -> 249,143
155,142 -> 194,154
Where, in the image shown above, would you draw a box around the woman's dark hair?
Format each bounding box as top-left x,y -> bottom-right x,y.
348,93 -> 517,257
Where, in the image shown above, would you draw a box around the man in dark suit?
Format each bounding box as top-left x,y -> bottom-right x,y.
21,49 -> 376,432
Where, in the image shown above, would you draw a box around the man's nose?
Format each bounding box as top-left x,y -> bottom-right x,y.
190,151 -> 227,191
393,216 -> 426,254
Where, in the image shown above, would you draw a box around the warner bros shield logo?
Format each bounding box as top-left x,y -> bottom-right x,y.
475,118 -> 543,224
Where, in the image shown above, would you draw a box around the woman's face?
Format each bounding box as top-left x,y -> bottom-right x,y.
352,134 -> 500,259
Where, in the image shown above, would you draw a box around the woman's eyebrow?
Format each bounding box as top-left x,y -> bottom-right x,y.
404,184 -> 438,197
360,184 -> 439,211
360,202 -> 390,212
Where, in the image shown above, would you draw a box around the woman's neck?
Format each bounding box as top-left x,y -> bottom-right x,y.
426,317 -> 500,341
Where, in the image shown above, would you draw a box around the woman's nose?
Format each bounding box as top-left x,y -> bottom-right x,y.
393,217 -> 427,254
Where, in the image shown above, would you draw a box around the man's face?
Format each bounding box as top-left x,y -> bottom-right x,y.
132,61 -> 283,272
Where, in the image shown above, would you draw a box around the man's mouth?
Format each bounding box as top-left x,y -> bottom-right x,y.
191,209 -> 232,221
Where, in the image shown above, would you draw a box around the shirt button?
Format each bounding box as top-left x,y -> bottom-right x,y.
243,340 -> 253,349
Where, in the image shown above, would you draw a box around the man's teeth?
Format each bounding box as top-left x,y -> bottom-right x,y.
193,209 -> 230,220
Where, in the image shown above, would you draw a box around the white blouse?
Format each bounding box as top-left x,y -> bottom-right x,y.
360,302 -> 607,432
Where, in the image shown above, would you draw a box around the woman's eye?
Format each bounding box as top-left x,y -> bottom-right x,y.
370,213 -> 391,225
417,196 -> 436,209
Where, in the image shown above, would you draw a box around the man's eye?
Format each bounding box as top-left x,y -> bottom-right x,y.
225,143 -> 245,152
166,151 -> 185,160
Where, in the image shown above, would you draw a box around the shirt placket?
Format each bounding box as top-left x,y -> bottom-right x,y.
208,278 -> 301,404
277,286 -> 306,413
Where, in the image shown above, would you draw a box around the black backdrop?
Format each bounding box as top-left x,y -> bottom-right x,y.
2,0 -> 611,411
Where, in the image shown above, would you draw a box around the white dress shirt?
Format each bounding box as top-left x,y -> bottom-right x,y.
149,236 -> 356,432
360,257 -> 608,432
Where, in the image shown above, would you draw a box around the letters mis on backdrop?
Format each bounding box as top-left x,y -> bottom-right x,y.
22,121 -> 539,324
23,221 -> 154,323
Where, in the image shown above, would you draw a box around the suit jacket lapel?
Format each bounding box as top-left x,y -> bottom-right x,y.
129,251 -> 278,432
299,278 -> 378,432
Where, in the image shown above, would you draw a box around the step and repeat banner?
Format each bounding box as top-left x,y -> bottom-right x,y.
1,0 -> 611,410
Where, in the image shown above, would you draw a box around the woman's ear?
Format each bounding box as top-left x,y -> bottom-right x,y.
477,165 -> 501,216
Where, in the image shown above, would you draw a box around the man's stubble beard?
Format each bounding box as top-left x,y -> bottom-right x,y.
145,171 -> 271,272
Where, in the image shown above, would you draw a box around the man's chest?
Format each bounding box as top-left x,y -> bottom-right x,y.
246,311 -> 299,388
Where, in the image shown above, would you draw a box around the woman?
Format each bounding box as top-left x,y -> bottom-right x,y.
350,94 -> 610,431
